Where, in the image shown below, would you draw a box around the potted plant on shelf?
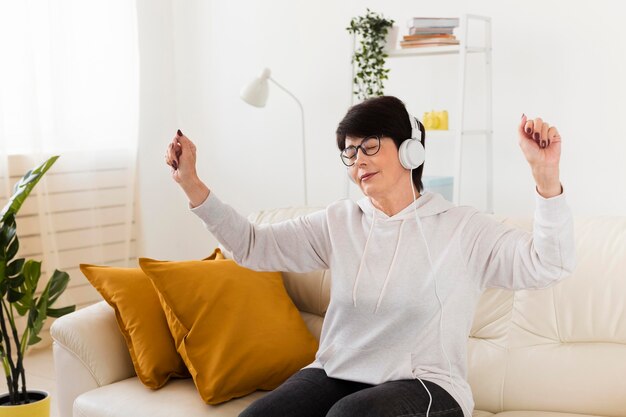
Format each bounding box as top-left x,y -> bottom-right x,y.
0,155 -> 76,417
347,8 -> 395,100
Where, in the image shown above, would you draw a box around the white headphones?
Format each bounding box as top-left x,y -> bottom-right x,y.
347,110 -> 425,183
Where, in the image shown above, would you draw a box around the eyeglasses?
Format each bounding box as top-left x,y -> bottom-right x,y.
340,135 -> 381,167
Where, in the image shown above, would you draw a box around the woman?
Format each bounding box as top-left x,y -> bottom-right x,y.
164,96 -> 575,417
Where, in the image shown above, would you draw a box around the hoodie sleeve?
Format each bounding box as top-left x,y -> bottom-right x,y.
189,191 -> 330,273
460,186 -> 577,291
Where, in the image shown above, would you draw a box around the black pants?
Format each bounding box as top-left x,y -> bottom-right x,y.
239,368 -> 464,417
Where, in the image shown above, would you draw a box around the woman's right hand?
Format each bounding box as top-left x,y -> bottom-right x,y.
165,130 -> 210,207
165,130 -> 198,185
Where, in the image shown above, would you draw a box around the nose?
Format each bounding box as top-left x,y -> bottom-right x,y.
354,147 -> 368,164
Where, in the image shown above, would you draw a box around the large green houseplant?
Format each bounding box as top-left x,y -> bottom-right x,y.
347,9 -> 395,100
0,155 -> 75,415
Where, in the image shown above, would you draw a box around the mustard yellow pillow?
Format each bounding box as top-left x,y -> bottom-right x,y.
138,255 -> 318,405
80,249 -> 224,388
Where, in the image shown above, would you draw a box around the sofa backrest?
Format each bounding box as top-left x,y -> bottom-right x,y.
223,206 -> 626,415
468,216 -> 626,415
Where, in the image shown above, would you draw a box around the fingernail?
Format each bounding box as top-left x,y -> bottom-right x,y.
547,139 -> 551,146
177,129 -> 183,137
534,132 -> 540,140
541,141 -> 546,148
525,128 -> 532,134
172,160 -> 178,170
521,113 -> 526,120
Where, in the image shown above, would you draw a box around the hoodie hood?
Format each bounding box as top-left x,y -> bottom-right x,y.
356,191 -> 455,221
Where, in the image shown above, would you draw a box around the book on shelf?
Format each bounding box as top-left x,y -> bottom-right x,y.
399,42 -> 460,49
400,34 -> 456,42
401,39 -> 459,44
400,38 -> 460,48
406,17 -> 459,28
403,33 -> 456,41
409,26 -> 455,35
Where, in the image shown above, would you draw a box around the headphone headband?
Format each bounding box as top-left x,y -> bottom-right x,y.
407,112 -> 425,143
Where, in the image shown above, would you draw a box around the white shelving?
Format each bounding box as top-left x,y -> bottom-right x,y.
386,45 -> 489,57
350,14 -> 494,213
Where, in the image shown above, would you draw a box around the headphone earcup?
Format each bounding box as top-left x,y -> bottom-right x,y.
398,138 -> 425,170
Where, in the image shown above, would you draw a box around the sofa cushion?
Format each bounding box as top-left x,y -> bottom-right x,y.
71,377 -> 602,417
139,254 -> 318,405
73,377 -> 269,417
79,264 -> 191,389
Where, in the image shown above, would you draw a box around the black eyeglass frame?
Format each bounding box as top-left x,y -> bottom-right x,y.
340,135 -> 382,167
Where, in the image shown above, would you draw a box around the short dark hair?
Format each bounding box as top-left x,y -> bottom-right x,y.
336,96 -> 425,192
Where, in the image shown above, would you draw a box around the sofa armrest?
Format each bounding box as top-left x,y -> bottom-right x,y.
50,301 -> 136,417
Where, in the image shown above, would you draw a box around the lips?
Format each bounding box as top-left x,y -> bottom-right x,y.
360,172 -> 377,181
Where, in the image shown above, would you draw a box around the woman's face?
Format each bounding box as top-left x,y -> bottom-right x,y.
345,135 -> 409,199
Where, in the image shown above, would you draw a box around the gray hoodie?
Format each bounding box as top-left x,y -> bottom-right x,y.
190,189 -> 576,417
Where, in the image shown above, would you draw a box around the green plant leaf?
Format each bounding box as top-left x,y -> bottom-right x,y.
6,237 -> 19,262
27,304 -> 38,329
13,259 -> 37,318
28,334 -> 42,345
28,269 -> 76,320
46,305 -> 75,318
22,259 -> 41,290
0,215 -> 16,245
47,269 -> 70,305
6,258 -> 24,277
13,261 -> 37,316
27,296 -> 48,346
8,273 -> 24,288
7,289 -> 24,303
0,155 -> 59,223
0,280 -> 7,298
14,301 -> 30,316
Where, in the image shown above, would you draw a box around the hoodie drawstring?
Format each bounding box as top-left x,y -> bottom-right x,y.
373,219 -> 405,313
352,209 -> 376,307
352,209 -> 407,313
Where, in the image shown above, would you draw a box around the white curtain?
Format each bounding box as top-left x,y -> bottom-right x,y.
0,0 -> 140,349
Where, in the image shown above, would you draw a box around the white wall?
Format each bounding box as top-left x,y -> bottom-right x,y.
135,0 -> 216,260
135,0 -> 626,259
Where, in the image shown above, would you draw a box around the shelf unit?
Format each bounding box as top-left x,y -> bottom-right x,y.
350,14 -> 494,213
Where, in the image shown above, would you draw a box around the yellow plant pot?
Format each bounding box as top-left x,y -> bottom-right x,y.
0,390 -> 50,417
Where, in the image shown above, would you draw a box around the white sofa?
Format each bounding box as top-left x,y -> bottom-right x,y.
51,205 -> 626,417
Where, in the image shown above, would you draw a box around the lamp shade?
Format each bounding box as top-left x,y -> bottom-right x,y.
240,68 -> 271,107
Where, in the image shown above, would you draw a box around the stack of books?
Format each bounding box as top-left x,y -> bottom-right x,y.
400,17 -> 460,48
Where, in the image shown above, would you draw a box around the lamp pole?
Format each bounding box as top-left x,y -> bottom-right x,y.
267,77 -> 307,206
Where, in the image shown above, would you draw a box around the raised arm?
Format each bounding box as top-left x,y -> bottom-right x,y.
165,130 -> 330,273
190,191 -> 330,272
460,114 -> 576,290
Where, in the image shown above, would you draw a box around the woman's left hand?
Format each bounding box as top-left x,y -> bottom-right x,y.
518,114 -> 561,168
518,114 -> 563,197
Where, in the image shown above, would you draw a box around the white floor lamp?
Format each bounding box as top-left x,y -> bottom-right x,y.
240,68 -> 308,206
